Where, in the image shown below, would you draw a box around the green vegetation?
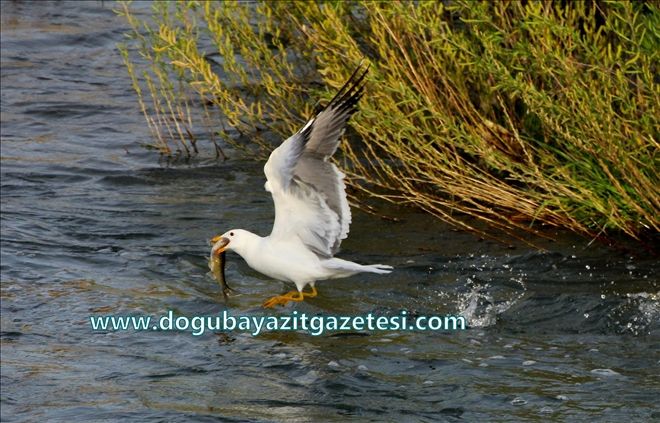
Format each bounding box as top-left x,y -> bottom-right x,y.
117,1 -> 659,245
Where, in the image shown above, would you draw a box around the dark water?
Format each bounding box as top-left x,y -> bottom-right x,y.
1,2 -> 658,422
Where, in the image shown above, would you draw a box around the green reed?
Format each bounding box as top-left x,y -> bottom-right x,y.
117,1 -> 659,245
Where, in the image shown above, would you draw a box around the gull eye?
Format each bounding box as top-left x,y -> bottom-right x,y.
230,232 -> 234,237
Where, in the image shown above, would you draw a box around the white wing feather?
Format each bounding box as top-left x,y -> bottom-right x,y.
264,64 -> 368,257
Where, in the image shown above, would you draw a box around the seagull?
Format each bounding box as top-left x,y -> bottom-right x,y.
210,63 -> 392,308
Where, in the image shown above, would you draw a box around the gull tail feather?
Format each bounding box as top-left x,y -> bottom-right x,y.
323,258 -> 393,278
366,264 -> 394,274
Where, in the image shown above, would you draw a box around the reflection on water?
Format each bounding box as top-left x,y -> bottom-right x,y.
1,2 -> 658,422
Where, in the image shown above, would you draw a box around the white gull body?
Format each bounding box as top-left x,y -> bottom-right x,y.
211,64 -> 392,302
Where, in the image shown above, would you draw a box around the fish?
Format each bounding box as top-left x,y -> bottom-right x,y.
208,250 -> 234,298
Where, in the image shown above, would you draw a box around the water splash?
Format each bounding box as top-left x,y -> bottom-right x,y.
610,291 -> 660,335
457,277 -> 527,328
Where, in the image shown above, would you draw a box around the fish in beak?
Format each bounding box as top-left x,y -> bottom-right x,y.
210,235 -> 230,255
209,236 -> 233,298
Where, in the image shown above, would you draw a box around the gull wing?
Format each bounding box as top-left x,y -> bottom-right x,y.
264,63 -> 368,257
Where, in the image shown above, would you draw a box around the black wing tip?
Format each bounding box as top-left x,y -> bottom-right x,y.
298,60 -> 369,141
327,60 -> 370,111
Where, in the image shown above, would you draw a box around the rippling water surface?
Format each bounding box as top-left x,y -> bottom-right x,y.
1,2 -> 658,422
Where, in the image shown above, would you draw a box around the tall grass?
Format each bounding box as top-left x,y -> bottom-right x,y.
117,1 -> 659,246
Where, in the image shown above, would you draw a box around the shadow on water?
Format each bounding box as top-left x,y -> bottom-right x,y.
1,2 -> 658,422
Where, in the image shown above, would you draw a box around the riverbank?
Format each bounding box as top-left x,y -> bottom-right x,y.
118,1 -> 659,248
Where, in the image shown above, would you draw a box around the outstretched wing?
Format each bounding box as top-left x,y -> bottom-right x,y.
264,63 -> 368,257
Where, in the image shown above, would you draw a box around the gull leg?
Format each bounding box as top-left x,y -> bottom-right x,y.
262,285 -> 318,308
302,285 -> 317,298
263,290 -> 304,308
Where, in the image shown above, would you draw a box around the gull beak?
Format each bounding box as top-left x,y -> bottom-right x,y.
210,236 -> 230,256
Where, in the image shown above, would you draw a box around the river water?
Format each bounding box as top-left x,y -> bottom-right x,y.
1,2 -> 658,422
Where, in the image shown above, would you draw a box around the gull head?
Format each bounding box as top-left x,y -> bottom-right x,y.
209,229 -> 249,257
